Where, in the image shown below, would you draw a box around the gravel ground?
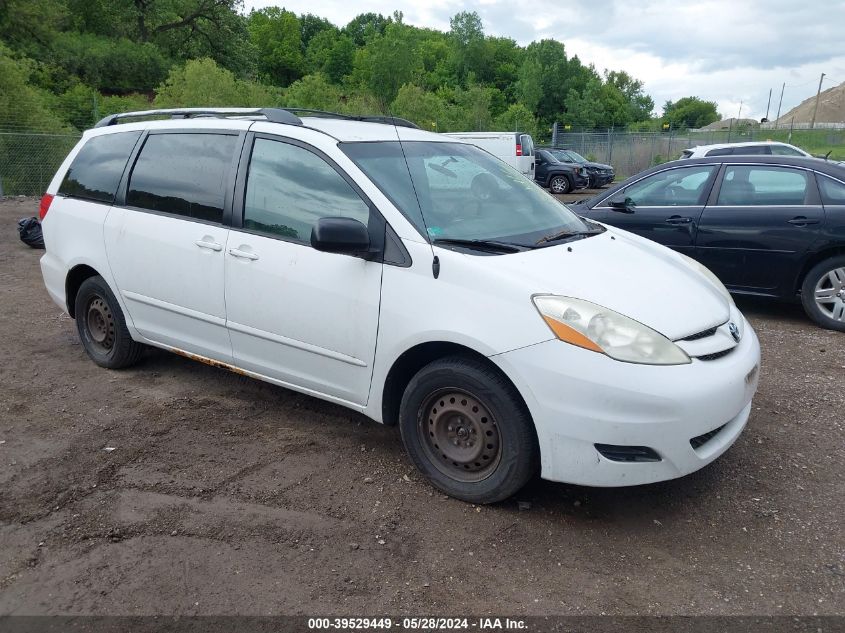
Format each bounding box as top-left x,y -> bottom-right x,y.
0,196 -> 843,616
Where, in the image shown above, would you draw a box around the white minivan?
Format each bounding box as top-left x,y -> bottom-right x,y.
39,108 -> 760,503
443,131 -> 535,179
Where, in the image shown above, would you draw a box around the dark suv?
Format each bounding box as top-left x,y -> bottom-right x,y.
570,155 -> 845,330
534,149 -> 589,194
539,147 -> 615,188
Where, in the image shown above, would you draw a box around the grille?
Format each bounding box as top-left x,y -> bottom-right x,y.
681,326 -> 718,341
690,424 -> 727,450
695,348 -> 734,361
594,444 -> 661,463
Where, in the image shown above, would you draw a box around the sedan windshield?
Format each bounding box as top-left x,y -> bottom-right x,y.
341,141 -> 590,247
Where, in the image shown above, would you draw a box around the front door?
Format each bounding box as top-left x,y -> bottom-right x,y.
104,131 -> 241,362
695,164 -> 823,292
224,135 -> 383,406
588,164 -> 719,255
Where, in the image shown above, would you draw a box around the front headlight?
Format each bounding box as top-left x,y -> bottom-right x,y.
532,296 -> 691,365
678,254 -> 733,305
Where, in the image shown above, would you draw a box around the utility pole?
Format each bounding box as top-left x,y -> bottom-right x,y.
775,82 -> 785,127
764,88 -> 772,121
810,72 -> 826,129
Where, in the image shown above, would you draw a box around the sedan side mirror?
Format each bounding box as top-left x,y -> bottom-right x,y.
311,217 -> 371,255
608,195 -> 636,214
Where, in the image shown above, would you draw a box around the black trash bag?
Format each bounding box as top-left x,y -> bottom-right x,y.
18,217 -> 45,249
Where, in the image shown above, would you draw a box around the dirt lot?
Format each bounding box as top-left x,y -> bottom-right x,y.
0,196 -> 843,616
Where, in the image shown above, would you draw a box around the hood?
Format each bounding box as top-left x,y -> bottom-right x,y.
584,161 -> 613,171
465,228 -> 730,340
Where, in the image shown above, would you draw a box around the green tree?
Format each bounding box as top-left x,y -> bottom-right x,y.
391,84 -> 446,131
663,96 -> 720,128
154,57 -> 279,107
284,73 -> 341,110
248,7 -> 304,86
0,46 -> 70,132
494,103 -> 537,137
344,12 -> 389,46
359,22 -> 421,105
606,70 -> 654,121
517,58 -> 543,114
448,11 -> 485,84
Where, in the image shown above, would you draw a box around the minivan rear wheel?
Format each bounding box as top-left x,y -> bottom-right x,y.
398,356 -> 538,503
549,175 -> 571,194
75,276 -> 144,368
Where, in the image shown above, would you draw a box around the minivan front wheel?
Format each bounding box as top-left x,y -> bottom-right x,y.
399,356 -> 538,503
801,256 -> 845,331
75,276 -> 144,368
549,175 -> 571,194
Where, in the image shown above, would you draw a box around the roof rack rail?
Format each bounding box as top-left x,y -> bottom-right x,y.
284,108 -> 420,129
93,107 -> 302,128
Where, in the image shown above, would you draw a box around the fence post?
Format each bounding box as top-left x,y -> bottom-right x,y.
607,128 -> 614,164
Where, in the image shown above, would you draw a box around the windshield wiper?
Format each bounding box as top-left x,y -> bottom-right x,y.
535,228 -> 602,246
432,238 -> 528,253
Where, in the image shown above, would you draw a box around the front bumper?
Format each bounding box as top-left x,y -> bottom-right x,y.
492,317 -> 760,487
590,172 -> 615,187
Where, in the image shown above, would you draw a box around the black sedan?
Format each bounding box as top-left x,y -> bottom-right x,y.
540,147 -> 615,187
569,155 -> 845,331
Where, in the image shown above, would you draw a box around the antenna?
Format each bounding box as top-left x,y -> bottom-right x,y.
386,106 -> 440,278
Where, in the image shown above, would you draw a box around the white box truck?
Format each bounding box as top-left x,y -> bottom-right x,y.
443,132 -> 535,179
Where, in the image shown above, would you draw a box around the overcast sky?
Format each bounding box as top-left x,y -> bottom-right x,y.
244,0 -> 845,121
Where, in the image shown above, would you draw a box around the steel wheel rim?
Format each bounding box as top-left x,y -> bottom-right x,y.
550,177 -> 567,193
86,296 -> 116,352
418,389 -> 502,483
814,267 -> 845,322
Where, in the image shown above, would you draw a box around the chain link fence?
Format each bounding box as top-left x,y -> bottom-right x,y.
1,124 -> 844,196
554,127 -> 845,179
0,131 -> 81,196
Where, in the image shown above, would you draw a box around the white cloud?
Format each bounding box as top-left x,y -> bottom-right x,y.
244,0 -> 845,120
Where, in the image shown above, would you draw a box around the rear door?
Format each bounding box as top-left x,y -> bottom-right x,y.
695,164 -> 823,293
587,164 -> 719,254
224,134 -> 384,406
104,130 -> 243,362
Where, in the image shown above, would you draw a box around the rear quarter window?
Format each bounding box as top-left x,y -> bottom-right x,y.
818,175 -> 845,205
59,131 -> 142,203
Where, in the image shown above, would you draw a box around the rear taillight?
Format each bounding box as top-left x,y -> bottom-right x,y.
516,144 -> 523,156
39,193 -> 54,220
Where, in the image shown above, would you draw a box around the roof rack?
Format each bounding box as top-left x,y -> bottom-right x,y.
93,107 -> 421,130
93,108 -> 302,128
285,109 -> 420,129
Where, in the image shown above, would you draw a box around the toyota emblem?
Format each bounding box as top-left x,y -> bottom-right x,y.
729,322 -> 741,343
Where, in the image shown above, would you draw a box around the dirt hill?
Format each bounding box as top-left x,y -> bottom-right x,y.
775,80 -> 845,125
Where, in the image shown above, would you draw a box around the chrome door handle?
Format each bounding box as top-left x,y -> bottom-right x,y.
228,248 -> 259,261
195,240 -> 222,251
666,215 -> 692,224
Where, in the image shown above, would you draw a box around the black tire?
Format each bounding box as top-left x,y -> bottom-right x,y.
74,275 -> 144,368
549,174 -> 572,194
398,356 -> 539,504
800,256 -> 845,331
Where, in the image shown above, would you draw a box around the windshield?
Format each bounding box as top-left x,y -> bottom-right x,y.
341,141 -> 590,247
549,149 -> 586,164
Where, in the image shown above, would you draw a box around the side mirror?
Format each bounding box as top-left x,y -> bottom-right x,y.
608,195 -> 636,214
311,217 -> 371,255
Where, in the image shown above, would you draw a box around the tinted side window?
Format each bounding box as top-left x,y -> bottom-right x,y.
732,145 -> 770,155
717,166 -> 808,206
127,133 -> 238,223
243,138 -> 369,243
705,148 -> 733,157
620,165 -> 716,206
59,132 -> 141,203
818,175 -> 845,205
